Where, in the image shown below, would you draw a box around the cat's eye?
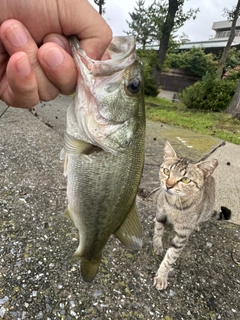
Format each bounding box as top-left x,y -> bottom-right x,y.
163,168 -> 170,176
181,177 -> 191,183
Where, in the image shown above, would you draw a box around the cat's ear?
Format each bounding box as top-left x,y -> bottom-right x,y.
164,141 -> 178,160
197,159 -> 218,177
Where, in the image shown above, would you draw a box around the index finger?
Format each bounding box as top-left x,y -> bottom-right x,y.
0,35 -> 7,80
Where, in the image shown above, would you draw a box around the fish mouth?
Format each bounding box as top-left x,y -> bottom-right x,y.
69,35 -> 136,77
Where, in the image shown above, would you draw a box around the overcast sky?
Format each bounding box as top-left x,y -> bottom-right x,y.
90,0 -> 237,42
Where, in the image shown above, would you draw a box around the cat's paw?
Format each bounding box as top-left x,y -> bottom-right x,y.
153,275 -> 168,290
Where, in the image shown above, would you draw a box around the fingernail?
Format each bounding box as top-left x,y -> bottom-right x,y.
6,24 -> 28,47
44,47 -> 64,69
16,55 -> 31,76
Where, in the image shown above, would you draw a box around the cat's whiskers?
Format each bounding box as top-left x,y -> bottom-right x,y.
147,186 -> 162,198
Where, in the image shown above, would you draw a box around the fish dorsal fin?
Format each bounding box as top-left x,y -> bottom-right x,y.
64,132 -> 96,155
114,203 -> 142,249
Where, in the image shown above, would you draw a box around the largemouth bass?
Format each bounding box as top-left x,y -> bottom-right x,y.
62,35 -> 145,282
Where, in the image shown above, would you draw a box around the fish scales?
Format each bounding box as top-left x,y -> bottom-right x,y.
62,35 -> 145,281
67,141 -> 143,250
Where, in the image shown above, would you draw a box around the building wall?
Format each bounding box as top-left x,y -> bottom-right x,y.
212,20 -> 240,31
153,68 -> 200,92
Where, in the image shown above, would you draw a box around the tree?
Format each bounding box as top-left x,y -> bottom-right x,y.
157,0 -> 199,67
125,0 -> 164,50
157,0 -> 179,67
126,0 -> 199,89
216,0 -> 240,79
126,0 -> 198,55
94,0 -> 106,15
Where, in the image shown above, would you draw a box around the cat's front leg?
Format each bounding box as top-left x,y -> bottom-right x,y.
153,251 -> 171,290
153,218 -> 165,254
154,232 -> 189,290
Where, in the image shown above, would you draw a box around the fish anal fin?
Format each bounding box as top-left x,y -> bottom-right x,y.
63,207 -> 72,221
114,203 -> 142,250
64,132 -> 96,155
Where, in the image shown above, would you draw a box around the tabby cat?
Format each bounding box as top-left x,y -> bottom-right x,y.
153,141 -> 231,290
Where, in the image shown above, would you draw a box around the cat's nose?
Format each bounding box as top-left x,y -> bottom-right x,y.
166,183 -> 174,189
166,178 -> 175,189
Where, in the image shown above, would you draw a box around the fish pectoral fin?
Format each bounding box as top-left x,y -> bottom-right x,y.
63,152 -> 68,177
64,132 -> 96,155
60,148 -> 65,160
60,147 -> 68,176
114,203 -> 142,250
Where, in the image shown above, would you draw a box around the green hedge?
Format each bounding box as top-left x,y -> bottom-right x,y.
179,73 -> 237,111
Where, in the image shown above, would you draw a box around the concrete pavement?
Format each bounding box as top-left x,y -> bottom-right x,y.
0,96 -> 240,319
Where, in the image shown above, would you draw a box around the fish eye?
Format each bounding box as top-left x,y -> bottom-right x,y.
126,78 -> 141,94
163,168 -> 170,176
181,177 -> 191,183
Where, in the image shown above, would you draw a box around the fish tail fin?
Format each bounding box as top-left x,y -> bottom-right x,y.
114,202 -> 142,250
80,258 -> 101,282
73,247 -> 101,282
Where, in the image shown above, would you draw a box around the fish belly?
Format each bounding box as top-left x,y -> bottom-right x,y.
66,140 -> 143,281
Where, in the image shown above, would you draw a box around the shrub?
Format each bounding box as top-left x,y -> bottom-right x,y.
163,48 -> 217,78
223,65 -> 240,80
179,73 -> 237,111
225,47 -> 240,69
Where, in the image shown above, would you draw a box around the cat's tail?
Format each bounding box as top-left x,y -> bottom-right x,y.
212,206 -> 232,220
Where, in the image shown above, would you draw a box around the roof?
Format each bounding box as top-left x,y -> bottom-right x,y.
179,40 -> 240,50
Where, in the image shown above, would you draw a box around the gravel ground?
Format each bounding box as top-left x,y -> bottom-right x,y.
0,104 -> 240,320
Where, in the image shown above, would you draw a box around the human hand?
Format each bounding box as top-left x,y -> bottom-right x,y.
0,0 -> 112,108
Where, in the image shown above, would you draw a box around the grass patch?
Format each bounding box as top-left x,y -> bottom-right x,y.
145,96 -> 240,145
